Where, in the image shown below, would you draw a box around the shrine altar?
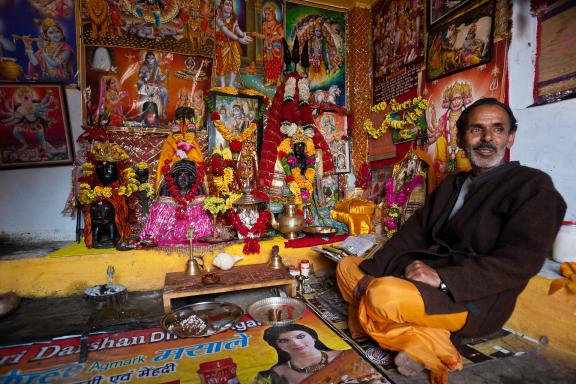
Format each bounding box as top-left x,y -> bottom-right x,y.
0,237 -> 336,298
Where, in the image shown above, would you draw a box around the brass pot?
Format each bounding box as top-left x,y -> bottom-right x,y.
270,203 -> 305,240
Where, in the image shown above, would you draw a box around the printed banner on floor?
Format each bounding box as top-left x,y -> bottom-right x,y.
0,309 -> 391,384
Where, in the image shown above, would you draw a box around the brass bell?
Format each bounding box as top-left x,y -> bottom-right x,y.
185,256 -> 204,276
185,226 -> 204,276
268,245 -> 285,270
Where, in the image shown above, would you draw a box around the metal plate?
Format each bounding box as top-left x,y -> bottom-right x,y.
161,302 -> 244,338
246,297 -> 306,326
303,226 -> 338,237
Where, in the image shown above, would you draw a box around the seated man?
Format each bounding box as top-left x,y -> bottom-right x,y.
336,98 -> 566,383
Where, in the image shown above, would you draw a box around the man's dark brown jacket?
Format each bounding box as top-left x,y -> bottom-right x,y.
360,162 -> 566,341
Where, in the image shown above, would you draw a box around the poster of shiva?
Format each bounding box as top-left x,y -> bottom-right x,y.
83,47 -> 212,128
80,0 -> 215,57
285,0 -> 346,106
238,0 -> 285,100
0,0 -> 77,84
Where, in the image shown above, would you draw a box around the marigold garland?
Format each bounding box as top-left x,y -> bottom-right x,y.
211,147 -> 235,193
212,118 -> 257,146
363,96 -> 429,140
78,162 -> 154,205
228,210 -> 269,255
278,137 -> 316,206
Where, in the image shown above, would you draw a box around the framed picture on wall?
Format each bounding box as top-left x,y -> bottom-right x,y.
286,0 -> 347,106
206,91 -> 264,158
426,0 -> 495,81
0,83 -> 74,169
313,107 -> 352,174
429,0 -> 475,26
365,166 -> 393,203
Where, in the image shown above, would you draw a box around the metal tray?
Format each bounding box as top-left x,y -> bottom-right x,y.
161,301 -> 244,338
303,226 -> 338,237
246,297 -> 306,326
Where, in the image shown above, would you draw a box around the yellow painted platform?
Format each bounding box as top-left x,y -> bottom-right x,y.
505,274 -> 576,360
0,237 -> 334,297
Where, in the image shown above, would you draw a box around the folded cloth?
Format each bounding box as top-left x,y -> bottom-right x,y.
285,234 -> 349,248
331,198 -> 375,235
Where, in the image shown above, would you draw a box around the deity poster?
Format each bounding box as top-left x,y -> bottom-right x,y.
372,0 -> 425,104
83,47 -> 212,128
314,111 -> 350,173
424,39 -> 508,186
239,0 -> 286,100
213,0 -> 253,89
286,1 -> 346,106
0,0 -> 77,84
79,0 -> 215,57
0,83 -> 74,169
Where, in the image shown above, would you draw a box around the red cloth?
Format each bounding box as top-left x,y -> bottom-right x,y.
285,234 -> 348,248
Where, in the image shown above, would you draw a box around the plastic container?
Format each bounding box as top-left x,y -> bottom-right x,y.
300,260 -> 311,277
197,358 -> 239,384
552,221 -> 576,263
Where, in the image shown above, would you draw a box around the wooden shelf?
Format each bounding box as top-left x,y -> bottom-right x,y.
162,263 -> 296,313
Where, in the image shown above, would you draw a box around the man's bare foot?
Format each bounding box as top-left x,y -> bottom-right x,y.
394,352 -> 425,377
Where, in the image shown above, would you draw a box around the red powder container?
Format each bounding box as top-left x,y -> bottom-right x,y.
197,358 -> 239,384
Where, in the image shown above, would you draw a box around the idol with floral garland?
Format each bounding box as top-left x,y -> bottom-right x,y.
258,72 -> 335,210
140,108 -> 212,247
78,143 -> 148,248
382,148 -> 430,238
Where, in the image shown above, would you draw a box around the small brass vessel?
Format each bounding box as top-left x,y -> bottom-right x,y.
270,203 -> 305,240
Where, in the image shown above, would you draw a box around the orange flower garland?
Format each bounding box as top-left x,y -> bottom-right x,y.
277,137 -> 316,206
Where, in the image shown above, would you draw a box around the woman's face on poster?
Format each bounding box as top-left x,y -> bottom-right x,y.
276,330 -> 316,355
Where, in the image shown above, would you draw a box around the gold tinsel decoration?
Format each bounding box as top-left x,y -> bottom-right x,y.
348,7 -> 371,179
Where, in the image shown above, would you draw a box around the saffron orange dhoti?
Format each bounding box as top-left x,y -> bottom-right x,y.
336,256 -> 468,382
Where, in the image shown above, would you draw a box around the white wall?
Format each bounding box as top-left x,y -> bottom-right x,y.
0,88 -> 83,241
508,1 -> 576,220
0,2 -> 573,241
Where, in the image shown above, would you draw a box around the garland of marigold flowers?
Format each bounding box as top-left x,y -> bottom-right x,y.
228,210 -> 269,254
382,175 -> 423,238
210,146 -> 235,193
208,110 -> 257,154
363,97 -> 429,140
78,161 -> 154,205
161,159 -> 205,220
277,137 -> 316,206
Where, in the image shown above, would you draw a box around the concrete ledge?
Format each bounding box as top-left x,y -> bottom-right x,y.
0,237 -> 333,297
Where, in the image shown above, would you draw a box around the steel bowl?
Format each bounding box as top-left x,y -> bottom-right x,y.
247,297 -> 306,326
